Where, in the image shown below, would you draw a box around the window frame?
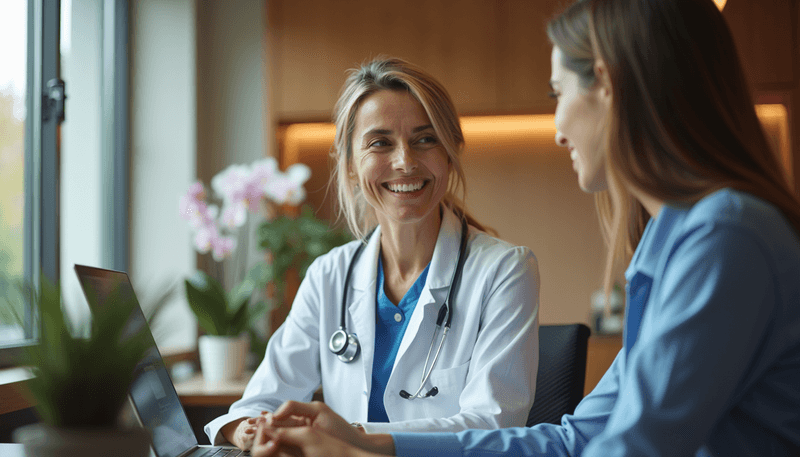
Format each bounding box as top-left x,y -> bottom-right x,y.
0,0 -> 60,368
0,0 -> 129,368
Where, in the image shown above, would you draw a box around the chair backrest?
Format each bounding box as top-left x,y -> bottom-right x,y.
526,323 -> 591,426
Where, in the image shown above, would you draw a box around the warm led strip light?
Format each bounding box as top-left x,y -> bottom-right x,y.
281,106 -> 787,175
280,115 -> 557,165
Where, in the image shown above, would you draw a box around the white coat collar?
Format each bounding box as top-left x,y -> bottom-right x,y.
425,207 -> 464,291
349,207 -> 465,294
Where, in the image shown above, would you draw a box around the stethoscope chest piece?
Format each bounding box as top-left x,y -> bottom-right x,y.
329,328 -> 360,363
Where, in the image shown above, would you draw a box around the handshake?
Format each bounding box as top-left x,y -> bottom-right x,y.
223,401 -> 394,457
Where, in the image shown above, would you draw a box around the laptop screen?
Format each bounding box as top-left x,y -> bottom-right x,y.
74,265 -> 198,457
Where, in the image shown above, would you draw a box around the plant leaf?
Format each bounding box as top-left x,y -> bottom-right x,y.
227,296 -> 250,335
21,274 -> 162,427
184,271 -> 228,335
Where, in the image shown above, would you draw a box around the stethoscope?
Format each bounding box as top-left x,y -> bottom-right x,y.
328,218 -> 469,400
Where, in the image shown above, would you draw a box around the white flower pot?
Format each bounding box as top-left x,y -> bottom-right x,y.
198,334 -> 249,383
13,424 -> 151,457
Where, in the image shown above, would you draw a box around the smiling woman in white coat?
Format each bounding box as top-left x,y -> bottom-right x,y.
204,57 -> 540,451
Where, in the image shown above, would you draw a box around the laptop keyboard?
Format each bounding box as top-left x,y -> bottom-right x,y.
196,449 -> 251,457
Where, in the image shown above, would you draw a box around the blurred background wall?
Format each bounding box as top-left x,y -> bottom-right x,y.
127,0 -> 798,350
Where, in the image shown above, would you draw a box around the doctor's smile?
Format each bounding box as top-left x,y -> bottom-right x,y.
382,179 -> 428,195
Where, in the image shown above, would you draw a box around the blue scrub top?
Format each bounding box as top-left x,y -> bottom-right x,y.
368,256 -> 430,422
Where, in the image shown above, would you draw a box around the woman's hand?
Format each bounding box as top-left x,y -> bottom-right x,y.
220,416 -> 268,450
250,422 -> 389,457
264,401 -> 395,455
266,401 -> 365,448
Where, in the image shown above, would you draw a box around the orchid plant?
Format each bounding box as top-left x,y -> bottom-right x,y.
180,158 -> 349,350
180,158 -> 311,262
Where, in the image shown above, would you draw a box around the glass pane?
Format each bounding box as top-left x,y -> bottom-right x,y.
59,0 -> 104,329
0,0 -> 27,344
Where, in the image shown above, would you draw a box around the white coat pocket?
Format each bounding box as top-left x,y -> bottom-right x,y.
422,360 -> 470,417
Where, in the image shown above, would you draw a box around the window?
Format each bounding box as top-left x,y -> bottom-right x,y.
0,0 -> 129,366
0,0 -> 29,351
0,0 -> 61,366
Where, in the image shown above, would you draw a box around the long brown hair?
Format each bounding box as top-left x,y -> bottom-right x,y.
331,57 -> 491,239
549,0 -> 800,292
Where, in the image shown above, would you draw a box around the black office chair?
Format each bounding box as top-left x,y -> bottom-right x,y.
526,323 -> 591,426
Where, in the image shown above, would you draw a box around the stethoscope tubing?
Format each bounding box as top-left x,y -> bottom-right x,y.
339,229 -> 369,332
331,217 -> 469,399
404,217 -> 468,399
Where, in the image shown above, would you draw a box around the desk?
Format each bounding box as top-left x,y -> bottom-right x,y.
0,368 -> 35,416
174,372 -> 252,407
0,443 -> 24,456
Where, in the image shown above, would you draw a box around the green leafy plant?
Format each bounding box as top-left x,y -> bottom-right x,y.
184,267 -> 268,336
20,278 -> 162,428
258,204 -> 352,302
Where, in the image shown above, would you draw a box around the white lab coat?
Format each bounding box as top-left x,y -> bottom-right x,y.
205,208 -> 540,443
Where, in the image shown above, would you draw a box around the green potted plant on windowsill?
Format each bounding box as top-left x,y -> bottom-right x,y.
11,277 -> 161,457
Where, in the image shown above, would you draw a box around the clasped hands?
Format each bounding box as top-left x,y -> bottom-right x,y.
232,401 -> 394,457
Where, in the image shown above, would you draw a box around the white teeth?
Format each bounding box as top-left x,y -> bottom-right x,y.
387,182 -> 424,193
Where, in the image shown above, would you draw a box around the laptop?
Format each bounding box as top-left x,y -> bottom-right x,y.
74,264 -> 250,457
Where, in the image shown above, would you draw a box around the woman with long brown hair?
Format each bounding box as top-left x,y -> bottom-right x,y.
246,0 -> 800,455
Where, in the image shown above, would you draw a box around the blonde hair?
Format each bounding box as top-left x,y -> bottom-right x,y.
549,0 -> 800,293
331,57 -> 491,240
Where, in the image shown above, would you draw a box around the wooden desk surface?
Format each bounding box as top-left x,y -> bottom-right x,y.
173,372 -> 252,407
0,368 -> 35,415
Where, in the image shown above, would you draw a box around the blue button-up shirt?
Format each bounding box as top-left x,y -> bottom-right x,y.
393,189 -> 800,456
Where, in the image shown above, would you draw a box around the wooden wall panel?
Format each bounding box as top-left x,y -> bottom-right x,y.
269,0 -> 798,118
723,0 -> 795,88
496,0 -> 564,113
460,132 -> 605,326
270,0 -> 503,121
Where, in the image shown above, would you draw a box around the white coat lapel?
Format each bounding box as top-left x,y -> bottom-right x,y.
393,209 -> 462,369
348,228 -> 381,394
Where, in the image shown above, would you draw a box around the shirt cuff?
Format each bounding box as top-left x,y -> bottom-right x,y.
392,432 -> 462,457
360,421 -> 419,434
205,411 -> 260,445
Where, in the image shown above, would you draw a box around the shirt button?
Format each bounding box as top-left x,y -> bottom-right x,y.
394,313 -> 402,323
